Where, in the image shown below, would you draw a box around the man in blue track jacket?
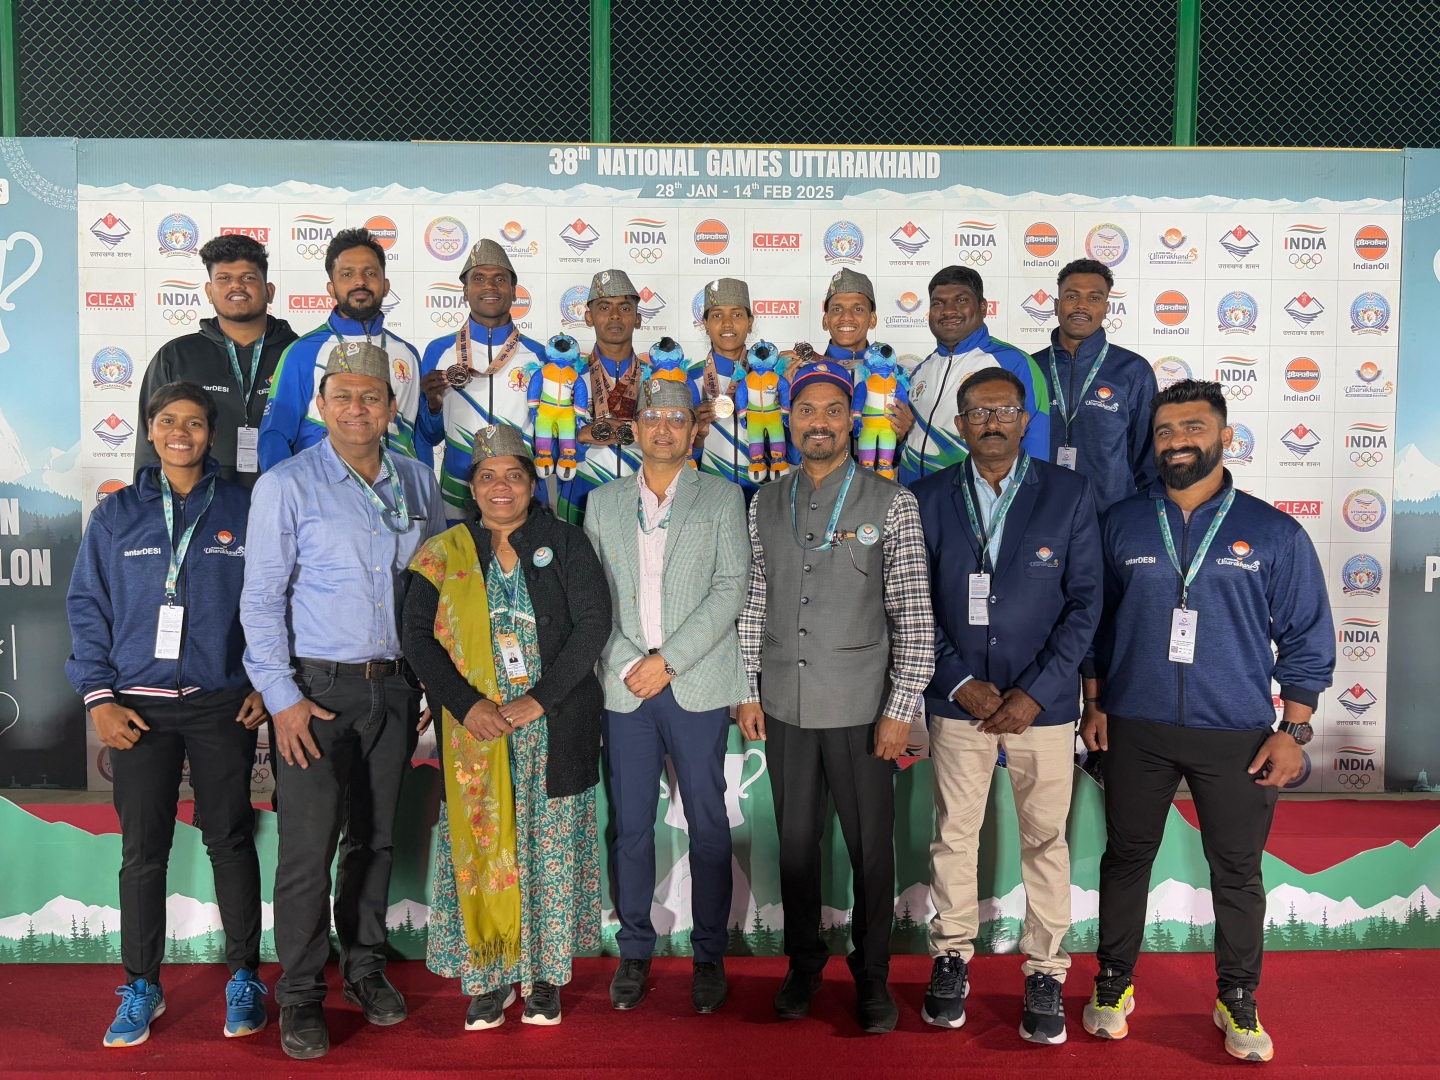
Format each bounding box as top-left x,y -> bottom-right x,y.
1079,380 -> 1335,1065
912,366 -> 1101,1044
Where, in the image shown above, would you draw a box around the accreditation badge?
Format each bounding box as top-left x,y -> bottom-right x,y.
856,522 -> 879,546
1169,607 -> 1197,664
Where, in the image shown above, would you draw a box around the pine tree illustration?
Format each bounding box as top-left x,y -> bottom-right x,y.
1183,918 -> 1208,951
1283,903 -> 1310,949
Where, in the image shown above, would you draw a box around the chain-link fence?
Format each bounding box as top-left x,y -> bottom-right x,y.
10,0 -> 1440,147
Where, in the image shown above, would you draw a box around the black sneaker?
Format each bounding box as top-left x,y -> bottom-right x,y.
523,981 -> 561,1026
464,987 -> 516,1031
920,952 -> 969,1029
609,958 -> 651,1010
1020,972 -> 1067,1044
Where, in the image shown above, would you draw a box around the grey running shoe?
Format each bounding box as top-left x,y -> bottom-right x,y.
1213,987 -> 1273,1063
1020,972 -> 1067,1044
1082,967 -> 1134,1039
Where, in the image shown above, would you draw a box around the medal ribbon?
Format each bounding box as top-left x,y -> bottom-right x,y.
338,447 -> 414,535
589,351 -> 639,419
1156,487 -> 1235,609
1049,342 -> 1109,442
224,334 -> 265,405
159,472 -> 216,603
959,453 -> 1030,573
455,322 -> 521,378
790,458 -> 857,552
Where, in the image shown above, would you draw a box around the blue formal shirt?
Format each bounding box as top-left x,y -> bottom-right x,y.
954,454 -> 1021,697
241,437 -> 446,714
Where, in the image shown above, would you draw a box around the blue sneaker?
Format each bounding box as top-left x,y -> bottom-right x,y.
104,979 -> 165,1047
224,969 -> 269,1037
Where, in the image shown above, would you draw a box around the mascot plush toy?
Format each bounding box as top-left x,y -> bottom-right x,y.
526,333 -> 589,480
642,336 -> 695,388
733,340 -> 789,483
851,342 -> 909,479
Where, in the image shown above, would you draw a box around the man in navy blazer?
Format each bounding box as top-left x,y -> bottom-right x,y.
911,366 -> 1102,1045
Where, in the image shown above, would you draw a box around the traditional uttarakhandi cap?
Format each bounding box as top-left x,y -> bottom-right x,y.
702,277 -> 751,315
788,360 -> 855,401
459,238 -> 516,283
324,340 -> 391,382
640,377 -> 697,412
470,423 -> 532,463
823,267 -> 875,305
587,268 -> 640,303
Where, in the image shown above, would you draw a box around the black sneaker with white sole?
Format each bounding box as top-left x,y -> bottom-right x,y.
920,952 -> 969,1029
464,987 -> 516,1031
523,981 -> 561,1026
1020,972 -> 1067,1045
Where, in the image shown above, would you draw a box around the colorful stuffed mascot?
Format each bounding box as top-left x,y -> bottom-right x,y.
526,333 -> 589,480
733,341 -> 790,483
852,342 -> 909,479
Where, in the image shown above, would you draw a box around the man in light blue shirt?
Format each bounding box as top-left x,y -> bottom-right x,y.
242,341 -> 444,1060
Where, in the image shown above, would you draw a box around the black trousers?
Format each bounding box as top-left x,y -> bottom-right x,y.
767,718 -> 895,981
110,689 -> 259,985
1097,715 -> 1278,995
273,666 -> 418,1006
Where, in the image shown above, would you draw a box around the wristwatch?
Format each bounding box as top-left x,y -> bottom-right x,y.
1276,719 -> 1313,745
662,657 -> 677,677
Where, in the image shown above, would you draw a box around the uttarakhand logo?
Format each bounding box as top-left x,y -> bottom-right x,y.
93,413 -> 135,450
1224,423 -> 1255,464
1217,291 -> 1259,334
424,216 -> 468,261
1217,538 -> 1259,571
1020,289 -> 1055,325
91,346 -> 133,390
1280,423 -> 1320,458
823,221 -> 864,264
636,286 -> 666,321
889,221 -> 930,257
1337,687 -> 1377,717
559,218 -> 601,255
498,220 -> 538,258
1152,357 -> 1191,390
1218,225 -> 1260,261
1342,554 -> 1383,595
1230,540 -> 1251,558
896,291 -> 922,314
559,285 -> 589,326
1284,292 -> 1324,327
1085,223 -> 1128,267
157,213 -> 199,256
1149,227 -> 1197,265
1342,489 -> 1386,532
1346,361 -> 1393,399
90,213 -> 131,249
1030,546 -> 1058,568
1349,292 -> 1390,334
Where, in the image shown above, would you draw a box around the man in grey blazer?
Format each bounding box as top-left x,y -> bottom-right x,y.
583,377 -> 751,1017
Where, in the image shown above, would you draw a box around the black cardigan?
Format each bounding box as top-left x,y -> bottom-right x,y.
402,504 -> 611,798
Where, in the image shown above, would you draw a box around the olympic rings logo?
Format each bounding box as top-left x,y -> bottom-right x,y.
1350,451 -> 1384,466
1342,646 -> 1377,661
162,308 -> 197,325
1337,772 -> 1372,789
1103,317 -> 1123,333
1222,385 -> 1254,399
1289,252 -> 1324,269
295,243 -> 326,260
251,765 -> 272,786
956,250 -> 993,267
429,311 -> 468,328
629,247 -> 664,264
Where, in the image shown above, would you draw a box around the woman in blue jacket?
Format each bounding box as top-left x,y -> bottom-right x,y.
66,382 -> 269,1048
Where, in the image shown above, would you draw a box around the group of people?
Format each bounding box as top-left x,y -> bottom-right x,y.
65,226 -> 1335,1064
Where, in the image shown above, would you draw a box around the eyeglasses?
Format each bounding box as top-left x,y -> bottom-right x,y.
637,408 -> 692,427
961,405 -> 1022,425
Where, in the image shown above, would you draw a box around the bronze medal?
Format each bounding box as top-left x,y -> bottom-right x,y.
713,394 -> 735,419
444,363 -> 471,388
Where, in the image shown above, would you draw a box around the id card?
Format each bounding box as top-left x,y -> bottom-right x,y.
155,604 -> 185,660
497,632 -> 528,682
1057,445 -> 1078,470
968,573 -> 991,626
1169,607 -> 1197,664
236,426 -> 259,473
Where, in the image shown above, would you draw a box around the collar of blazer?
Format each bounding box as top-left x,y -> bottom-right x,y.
950,454 -> 1041,579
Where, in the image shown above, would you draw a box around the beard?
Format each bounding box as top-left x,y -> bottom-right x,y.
798,428 -> 843,462
337,289 -> 383,323
1156,441 -> 1224,489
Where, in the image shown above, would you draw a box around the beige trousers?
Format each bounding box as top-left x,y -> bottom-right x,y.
927,714 -> 1074,978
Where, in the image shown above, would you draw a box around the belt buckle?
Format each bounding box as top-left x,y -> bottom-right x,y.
365,660 -> 385,680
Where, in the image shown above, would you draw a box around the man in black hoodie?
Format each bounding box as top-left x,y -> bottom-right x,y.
133,234 -> 297,488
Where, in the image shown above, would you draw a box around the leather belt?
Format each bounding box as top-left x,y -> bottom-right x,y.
294,657 -> 409,680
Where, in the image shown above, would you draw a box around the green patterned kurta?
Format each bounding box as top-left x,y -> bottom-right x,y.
427,556 -> 601,997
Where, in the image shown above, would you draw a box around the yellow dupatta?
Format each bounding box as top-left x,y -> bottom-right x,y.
410,525 -> 521,967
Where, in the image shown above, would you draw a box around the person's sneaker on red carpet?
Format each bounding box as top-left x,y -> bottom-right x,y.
692,960 -> 727,1013
222,968 -> 268,1038
856,978 -> 898,1034
1213,986 -> 1273,1062
279,1002 -> 329,1060
103,979 -> 164,1047
523,981 -> 562,1025
342,971 -> 407,1025
1082,967 -> 1134,1039
920,951 -> 968,1029
610,958 -> 651,1010
465,986 -> 515,1030
1019,972 -> 1067,1044
773,967 -> 823,1020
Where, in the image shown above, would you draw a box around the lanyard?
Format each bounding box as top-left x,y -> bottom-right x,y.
636,488 -> 675,535
224,334 -> 265,408
960,453 -> 1029,572
1049,342 -> 1109,442
158,472 -> 215,603
489,560 -> 533,624
790,458 -> 857,551
337,448 -> 413,534
1156,487 -> 1235,609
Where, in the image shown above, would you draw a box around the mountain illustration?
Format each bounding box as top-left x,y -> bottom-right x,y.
1395,443 -> 1440,504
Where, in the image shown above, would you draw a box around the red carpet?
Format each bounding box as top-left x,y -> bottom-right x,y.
2,953 -> 1435,1077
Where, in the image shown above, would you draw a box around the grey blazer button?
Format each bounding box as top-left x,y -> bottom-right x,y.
798,628 -> 807,636
798,659 -> 807,667
806,532 -> 814,541
810,503 -> 818,510
804,564 -> 812,572
801,596 -> 809,604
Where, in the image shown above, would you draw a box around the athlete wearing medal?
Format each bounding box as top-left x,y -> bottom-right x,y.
737,360 -> 934,1034
416,240 -> 547,520
687,277 -> 764,496
1079,380 -> 1334,1064
1038,259 -> 1157,511
258,228 -> 423,471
